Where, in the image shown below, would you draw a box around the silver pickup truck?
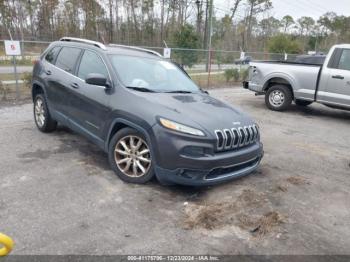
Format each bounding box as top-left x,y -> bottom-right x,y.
243,44 -> 350,111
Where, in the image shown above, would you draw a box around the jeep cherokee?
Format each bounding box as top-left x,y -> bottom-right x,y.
31,37 -> 263,186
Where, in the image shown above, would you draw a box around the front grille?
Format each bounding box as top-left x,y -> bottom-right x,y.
215,125 -> 259,151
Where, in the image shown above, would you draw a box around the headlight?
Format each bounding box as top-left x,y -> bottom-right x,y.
159,118 -> 205,136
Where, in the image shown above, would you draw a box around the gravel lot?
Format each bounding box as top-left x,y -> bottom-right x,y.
0,87 -> 350,255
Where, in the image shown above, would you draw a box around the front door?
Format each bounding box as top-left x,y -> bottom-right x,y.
324,48 -> 350,107
68,49 -> 111,141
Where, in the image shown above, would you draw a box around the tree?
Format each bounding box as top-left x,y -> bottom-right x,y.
246,0 -> 272,49
173,24 -> 200,67
281,15 -> 294,33
268,35 -> 301,54
297,16 -> 315,36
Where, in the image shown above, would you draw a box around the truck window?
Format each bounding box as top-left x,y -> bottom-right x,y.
338,49 -> 350,71
327,48 -> 343,69
55,47 -> 82,73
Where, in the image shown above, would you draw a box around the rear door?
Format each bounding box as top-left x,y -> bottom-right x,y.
68,49 -> 111,140
41,46 -> 62,110
320,48 -> 350,107
49,46 -> 82,118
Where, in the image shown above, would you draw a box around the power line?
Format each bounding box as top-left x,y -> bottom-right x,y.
278,0 -> 325,18
213,6 -> 245,19
293,0 -> 328,15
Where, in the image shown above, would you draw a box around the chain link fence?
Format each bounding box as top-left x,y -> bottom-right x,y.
0,40 -> 298,101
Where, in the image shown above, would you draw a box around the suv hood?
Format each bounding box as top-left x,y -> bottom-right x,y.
138,92 -> 254,133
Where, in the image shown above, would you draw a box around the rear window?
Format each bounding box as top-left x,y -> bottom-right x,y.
55,47 -> 82,73
45,46 -> 61,64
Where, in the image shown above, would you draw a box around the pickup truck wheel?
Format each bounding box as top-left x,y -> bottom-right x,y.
265,85 -> 292,111
108,128 -> 154,184
295,99 -> 313,106
33,94 -> 57,132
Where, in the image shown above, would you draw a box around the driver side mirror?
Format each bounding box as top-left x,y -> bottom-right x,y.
85,73 -> 111,88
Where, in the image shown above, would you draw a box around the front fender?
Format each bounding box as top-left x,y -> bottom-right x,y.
104,114 -> 157,159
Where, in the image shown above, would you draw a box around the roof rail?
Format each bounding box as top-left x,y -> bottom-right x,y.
59,37 -> 106,50
108,44 -> 162,57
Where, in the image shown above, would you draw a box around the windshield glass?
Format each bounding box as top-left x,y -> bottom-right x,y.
109,55 -> 200,92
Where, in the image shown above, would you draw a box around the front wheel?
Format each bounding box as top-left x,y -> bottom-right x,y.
295,99 -> 313,106
265,85 -> 293,111
108,128 -> 154,184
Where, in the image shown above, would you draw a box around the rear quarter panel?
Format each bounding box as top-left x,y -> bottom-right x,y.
249,62 -> 320,101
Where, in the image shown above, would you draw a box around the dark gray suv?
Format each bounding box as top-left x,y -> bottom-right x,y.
32,37 -> 263,186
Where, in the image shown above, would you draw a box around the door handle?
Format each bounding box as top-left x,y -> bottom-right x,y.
71,83 -> 79,89
45,70 -> 52,75
332,75 -> 344,80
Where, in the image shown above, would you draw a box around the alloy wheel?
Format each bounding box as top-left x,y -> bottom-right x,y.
34,98 -> 45,127
114,135 -> 151,177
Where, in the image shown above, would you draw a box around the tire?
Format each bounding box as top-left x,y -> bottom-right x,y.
265,85 -> 293,111
295,99 -> 313,106
33,94 -> 57,132
108,127 -> 154,184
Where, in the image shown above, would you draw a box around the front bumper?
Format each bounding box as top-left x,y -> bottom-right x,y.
151,124 -> 264,186
155,151 -> 263,186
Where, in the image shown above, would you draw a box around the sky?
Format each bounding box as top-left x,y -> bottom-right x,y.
216,0 -> 350,20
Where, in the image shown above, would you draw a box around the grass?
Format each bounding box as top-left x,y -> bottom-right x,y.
190,72 -> 241,88
0,73 -> 31,101
0,73 -> 26,81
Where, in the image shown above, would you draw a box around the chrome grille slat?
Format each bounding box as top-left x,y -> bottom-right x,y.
215,130 -> 225,150
238,127 -> 245,146
215,124 -> 259,151
223,129 -> 233,149
231,128 -> 239,148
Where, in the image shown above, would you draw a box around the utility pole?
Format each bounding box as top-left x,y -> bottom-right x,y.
206,0 -> 213,86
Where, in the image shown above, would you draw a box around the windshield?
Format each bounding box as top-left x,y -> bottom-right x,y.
109,55 -> 200,93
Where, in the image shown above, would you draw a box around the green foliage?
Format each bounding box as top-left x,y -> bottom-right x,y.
240,69 -> 249,81
232,69 -> 240,81
215,51 -> 223,67
224,68 -> 240,82
268,35 -> 301,54
224,69 -> 234,82
173,24 -> 200,67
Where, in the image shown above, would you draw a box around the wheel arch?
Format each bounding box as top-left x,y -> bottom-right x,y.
105,118 -> 155,155
263,76 -> 295,100
31,80 -> 47,102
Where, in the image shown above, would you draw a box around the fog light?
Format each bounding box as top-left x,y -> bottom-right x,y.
181,146 -> 211,157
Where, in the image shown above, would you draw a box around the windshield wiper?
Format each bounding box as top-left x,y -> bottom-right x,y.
126,86 -> 155,92
164,90 -> 193,94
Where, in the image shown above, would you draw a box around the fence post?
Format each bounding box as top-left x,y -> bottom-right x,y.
13,55 -> 20,99
207,49 -> 212,88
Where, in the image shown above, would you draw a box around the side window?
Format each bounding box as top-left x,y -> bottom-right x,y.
55,47 -> 82,73
328,48 -> 343,69
337,49 -> 350,71
45,46 -> 61,64
77,50 -> 109,80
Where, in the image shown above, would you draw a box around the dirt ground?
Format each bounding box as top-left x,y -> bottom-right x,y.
0,87 -> 349,255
